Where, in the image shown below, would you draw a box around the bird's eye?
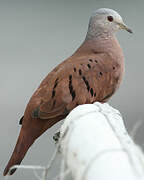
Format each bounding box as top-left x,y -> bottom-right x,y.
107,16 -> 113,22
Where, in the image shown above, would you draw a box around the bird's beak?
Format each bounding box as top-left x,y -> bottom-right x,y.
118,22 -> 133,33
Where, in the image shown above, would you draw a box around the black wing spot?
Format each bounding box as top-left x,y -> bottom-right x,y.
53,81 -> 58,89
113,66 -> 115,70
102,91 -> 114,101
69,75 -> 72,81
82,76 -> 86,81
53,78 -> 59,90
82,76 -> 90,91
55,78 -> 59,83
99,72 -> 103,76
52,90 -> 56,98
95,60 -> 98,63
71,91 -> 76,101
87,64 -> 91,69
90,88 -> 94,96
76,102 -> 79,106
74,67 -> 77,72
19,116 -> 24,125
85,81 -> 90,91
79,69 -> 82,75
69,75 -> 76,101
89,59 -> 93,62
69,84 -> 73,92
94,92 -> 96,97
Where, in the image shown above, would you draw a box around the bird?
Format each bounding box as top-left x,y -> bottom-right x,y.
3,8 -> 132,176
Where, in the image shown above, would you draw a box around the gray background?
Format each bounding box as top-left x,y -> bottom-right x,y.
1,0 -> 144,179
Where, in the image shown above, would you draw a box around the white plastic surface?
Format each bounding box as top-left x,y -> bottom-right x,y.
60,102 -> 144,180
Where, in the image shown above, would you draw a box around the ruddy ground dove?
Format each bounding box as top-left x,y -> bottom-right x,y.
4,8 -> 132,176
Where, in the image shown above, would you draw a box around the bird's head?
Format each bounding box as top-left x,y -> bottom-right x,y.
86,8 -> 132,39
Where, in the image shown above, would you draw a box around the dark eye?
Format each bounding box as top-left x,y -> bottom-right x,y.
107,16 -> 113,22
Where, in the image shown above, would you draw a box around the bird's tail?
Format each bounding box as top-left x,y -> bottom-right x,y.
3,127 -> 35,176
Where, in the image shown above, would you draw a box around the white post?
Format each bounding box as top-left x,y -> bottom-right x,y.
60,102 -> 144,180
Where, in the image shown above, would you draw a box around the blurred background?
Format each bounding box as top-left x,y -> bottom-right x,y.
0,0 -> 144,179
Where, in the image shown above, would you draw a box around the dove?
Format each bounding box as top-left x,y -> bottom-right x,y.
3,8 -> 132,176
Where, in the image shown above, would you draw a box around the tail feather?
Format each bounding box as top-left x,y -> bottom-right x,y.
3,128 -> 35,176
3,116 -> 64,176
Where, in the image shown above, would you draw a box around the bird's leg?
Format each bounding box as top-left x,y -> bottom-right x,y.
53,131 -> 60,143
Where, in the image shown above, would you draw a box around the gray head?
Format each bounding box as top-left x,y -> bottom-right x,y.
86,8 -> 132,39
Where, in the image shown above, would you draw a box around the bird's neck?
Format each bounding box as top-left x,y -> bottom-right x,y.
86,30 -> 114,40
75,35 -> 118,54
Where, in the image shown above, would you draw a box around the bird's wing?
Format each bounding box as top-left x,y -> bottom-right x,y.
31,52 -> 121,120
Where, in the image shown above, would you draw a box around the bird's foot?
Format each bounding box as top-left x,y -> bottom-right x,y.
53,131 -> 60,143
